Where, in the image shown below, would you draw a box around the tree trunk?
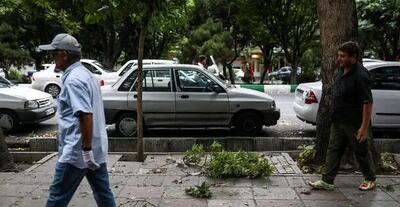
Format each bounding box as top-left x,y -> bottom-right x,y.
222,64 -> 227,79
314,0 -> 358,164
259,46 -> 273,84
227,64 -> 235,84
136,1 -> 155,162
0,128 -> 15,172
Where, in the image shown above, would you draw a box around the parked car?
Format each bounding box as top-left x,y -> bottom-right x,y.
31,59 -> 116,97
0,76 -> 56,133
116,59 -> 178,77
102,64 -> 280,136
293,61 -> 400,129
269,66 -> 301,80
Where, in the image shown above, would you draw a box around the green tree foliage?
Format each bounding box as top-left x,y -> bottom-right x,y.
358,0 -> 400,60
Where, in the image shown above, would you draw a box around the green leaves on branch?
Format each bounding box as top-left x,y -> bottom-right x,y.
185,182 -> 212,198
183,141 -> 274,179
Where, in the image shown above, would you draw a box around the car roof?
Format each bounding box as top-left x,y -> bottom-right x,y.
363,61 -> 400,70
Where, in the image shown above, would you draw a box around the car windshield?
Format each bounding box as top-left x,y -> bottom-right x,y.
92,61 -> 114,73
0,76 -> 12,88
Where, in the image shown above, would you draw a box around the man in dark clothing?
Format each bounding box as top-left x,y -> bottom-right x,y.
309,41 -> 376,191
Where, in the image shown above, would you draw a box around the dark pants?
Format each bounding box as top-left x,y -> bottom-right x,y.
46,162 -> 116,207
322,122 -> 376,184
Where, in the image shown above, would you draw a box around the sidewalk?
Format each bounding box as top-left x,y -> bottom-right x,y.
1,153 -> 399,207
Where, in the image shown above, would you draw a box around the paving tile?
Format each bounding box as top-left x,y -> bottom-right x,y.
12,197 -> 48,207
119,186 -> 164,199
349,200 -> 400,207
295,188 -> 347,201
159,198 -> 207,207
69,197 -> 97,207
208,199 -> 256,207
111,162 -> 141,175
0,196 -> 21,206
255,199 -> 304,207
116,197 -> 161,207
0,184 -> 38,197
253,187 -> 299,200
302,200 -> 352,207
144,175 -> 166,187
211,187 -> 253,199
163,187 -> 193,199
334,176 -> 363,188
339,187 -> 394,201
0,173 -> 16,183
29,184 -> 50,197
3,173 -> 54,185
286,176 -> 307,188
162,175 -> 199,187
252,176 -> 289,187
126,175 -> 147,186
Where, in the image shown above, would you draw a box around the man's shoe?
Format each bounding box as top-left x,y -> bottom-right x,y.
308,180 -> 334,191
359,180 -> 376,191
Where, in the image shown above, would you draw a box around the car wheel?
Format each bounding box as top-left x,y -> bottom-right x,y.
45,84 -> 61,97
0,110 -> 18,133
234,112 -> 262,136
115,113 -> 137,137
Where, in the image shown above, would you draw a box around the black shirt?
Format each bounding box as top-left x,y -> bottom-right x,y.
332,62 -> 373,126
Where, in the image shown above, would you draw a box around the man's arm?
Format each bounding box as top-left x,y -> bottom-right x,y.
80,113 -> 93,150
357,102 -> 373,143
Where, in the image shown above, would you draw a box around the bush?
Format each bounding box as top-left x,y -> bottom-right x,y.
183,141 -> 274,178
8,69 -> 23,82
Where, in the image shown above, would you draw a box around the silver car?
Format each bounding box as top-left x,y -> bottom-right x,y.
102,64 -> 280,136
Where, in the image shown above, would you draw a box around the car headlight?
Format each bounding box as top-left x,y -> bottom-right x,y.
24,100 -> 39,109
270,101 -> 276,109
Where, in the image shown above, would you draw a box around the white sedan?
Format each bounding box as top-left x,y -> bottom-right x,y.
31,59 -> 116,97
293,61 -> 400,129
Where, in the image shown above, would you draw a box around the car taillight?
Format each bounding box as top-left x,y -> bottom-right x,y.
305,90 -> 318,104
31,75 -> 35,81
99,80 -> 105,86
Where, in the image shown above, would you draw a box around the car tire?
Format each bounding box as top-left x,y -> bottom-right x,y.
115,113 -> 138,137
45,84 -> 61,97
0,110 -> 18,133
233,112 -> 262,136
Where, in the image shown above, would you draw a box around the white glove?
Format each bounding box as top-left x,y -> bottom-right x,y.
82,150 -> 100,170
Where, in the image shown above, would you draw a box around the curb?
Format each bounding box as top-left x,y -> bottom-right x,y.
237,84 -> 298,94
25,137 -> 400,153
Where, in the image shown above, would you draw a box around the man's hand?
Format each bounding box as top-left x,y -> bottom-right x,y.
356,127 -> 368,143
82,150 -> 100,170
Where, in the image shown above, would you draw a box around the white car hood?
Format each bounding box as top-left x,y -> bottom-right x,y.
0,85 -> 52,101
227,87 -> 274,101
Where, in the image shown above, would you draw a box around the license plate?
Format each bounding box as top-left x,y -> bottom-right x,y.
45,108 -> 55,116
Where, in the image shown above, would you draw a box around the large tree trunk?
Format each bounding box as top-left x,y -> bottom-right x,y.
259,45 -> 273,84
0,128 -> 15,171
314,0 -> 358,164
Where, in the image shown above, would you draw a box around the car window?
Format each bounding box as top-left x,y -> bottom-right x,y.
92,61 -> 113,72
82,62 -> 102,75
0,76 -> 12,87
118,71 -> 138,91
130,69 -> 171,92
119,63 -> 133,77
370,66 -> 400,90
175,69 -> 214,92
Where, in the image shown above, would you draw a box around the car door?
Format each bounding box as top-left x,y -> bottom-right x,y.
369,66 -> 400,128
174,67 -> 230,126
127,68 -> 175,126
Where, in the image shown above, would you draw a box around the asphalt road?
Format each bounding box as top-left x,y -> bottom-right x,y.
5,93 -> 397,138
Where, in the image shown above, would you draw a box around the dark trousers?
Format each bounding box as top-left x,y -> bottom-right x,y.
322,122 -> 376,184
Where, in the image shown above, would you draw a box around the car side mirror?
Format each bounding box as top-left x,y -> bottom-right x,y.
210,84 -> 224,93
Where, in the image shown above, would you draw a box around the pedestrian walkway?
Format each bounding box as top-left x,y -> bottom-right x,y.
0,153 -> 399,207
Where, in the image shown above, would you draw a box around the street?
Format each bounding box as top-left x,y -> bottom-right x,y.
5,93 -> 398,139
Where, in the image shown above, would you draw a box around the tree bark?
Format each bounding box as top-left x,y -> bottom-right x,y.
136,1 -> 155,162
0,128 -> 15,172
259,45 -> 273,84
314,0 -> 358,164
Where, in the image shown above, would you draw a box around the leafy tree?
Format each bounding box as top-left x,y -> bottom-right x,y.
358,0 -> 400,60
266,0 -> 318,84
